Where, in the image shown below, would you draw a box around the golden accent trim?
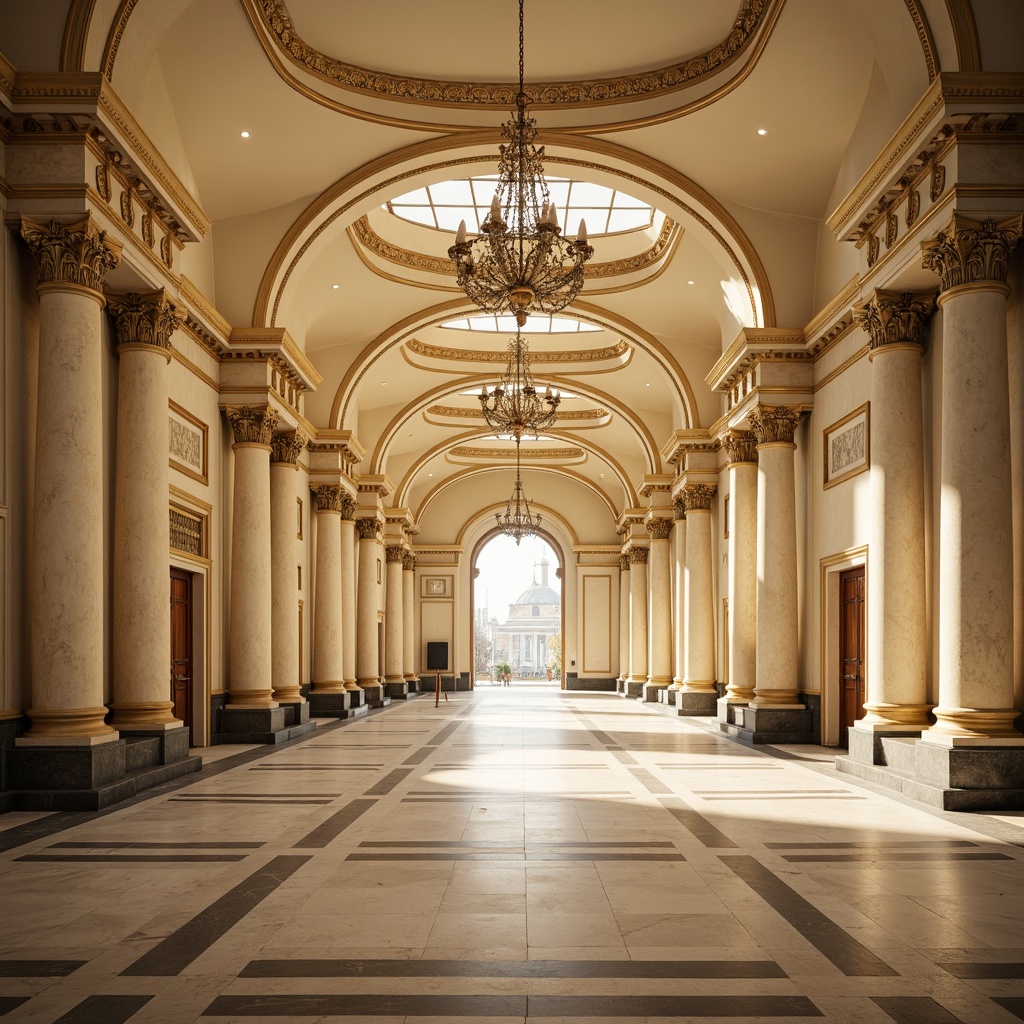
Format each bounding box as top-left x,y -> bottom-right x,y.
945,0 -> 981,73
405,337 -> 629,365
448,445 -> 584,461
60,0 -> 96,72
426,403 -> 606,423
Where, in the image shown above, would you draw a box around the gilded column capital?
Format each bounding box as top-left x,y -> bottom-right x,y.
311,484 -> 344,512
270,430 -> 307,465
340,494 -> 357,520
629,546 -> 649,565
646,517 -> 673,541
107,291 -> 180,352
20,215 -> 121,293
721,430 -> 758,465
673,497 -> 686,521
402,551 -> 416,571
356,516 -> 382,541
682,483 -> 718,512
854,289 -> 935,350
385,544 -> 405,563
226,405 -> 278,447
921,213 -> 1023,291
749,405 -> 800,446
619,553 -> 630,572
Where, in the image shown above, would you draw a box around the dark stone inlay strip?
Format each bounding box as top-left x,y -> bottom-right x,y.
402,747 -> 433,764
247,766 -> 378,771
994,998 -> 1024,1020
344,852 -> 685,862
939,962 -> 1024,979
0,960 -> 86,978
53,995 -> 154,1024
425,721 -> 464,747
364,768 -> 413,796
50,842 -> 264,849
703,794 -> 866,800
120,855 -> 310,977
357,840 -> 675,848
629,767 -> 673,794
0,997 -> 29,1017
240,958 -> 787,979
872,996 -> 967,1023
530,995 -> 820,1017
16,854 -> 248,863
784,852 -> 1012,863
659,796 -> 739,849
292,798 -> 376,849
613,749 -> 638,763
764,841 -> 978,849
168,797 -> 332,805
721,855 -> 898,977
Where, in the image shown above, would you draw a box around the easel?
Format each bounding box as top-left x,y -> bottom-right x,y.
434,670 -> 448,708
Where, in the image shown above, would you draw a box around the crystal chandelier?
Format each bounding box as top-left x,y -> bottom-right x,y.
480,324 -> 560,440
496,440 -> 542,544
448,0 -> 594,325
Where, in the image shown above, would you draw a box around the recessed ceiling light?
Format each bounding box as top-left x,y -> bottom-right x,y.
645,382 -> 651,388
428,473 -> 433,477
332,283 -> 339,290
757,128 -> 767,136
240,131 -> 250,138
687,280 -> 695,285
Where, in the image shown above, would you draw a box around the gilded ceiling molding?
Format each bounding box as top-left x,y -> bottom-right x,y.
945,0 -> 982,72
449,446 -> 585,461
404,338 -> 630,365
903,0 -> 939,81
102,0 -> 139,81
60,0 -> 96,71
426,404 -> 607,423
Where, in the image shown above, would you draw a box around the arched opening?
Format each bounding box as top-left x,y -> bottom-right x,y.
472,530 -> 563,688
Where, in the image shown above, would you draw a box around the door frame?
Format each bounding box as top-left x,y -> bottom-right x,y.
170,555 -> 209,747
838,564 -> 867,745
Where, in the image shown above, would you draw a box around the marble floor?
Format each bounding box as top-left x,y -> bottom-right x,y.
2,688 -> 1024,1023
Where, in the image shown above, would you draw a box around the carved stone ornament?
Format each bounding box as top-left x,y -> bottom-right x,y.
866,233 -> 880,268
226,405 -> 278,447
629,546 -> 649,565
385,545 -> 405,564
906,188 -> 920,228
340,494 -> 357,520
619,553 -> 630,572
20,216 -> 121,292
682,484 -> 718,512
722,431 -> 758,465
107,291 -> 180,350
673,498 -> 687,521
854,290 -> 935,350
356,516 -> 382,541
749,405 -> 800,446
402,551 -> 416,571
270,430 -> 307,464
646,517 -> 673,541
921,214 -> 1023,291
312,484 -> 344,512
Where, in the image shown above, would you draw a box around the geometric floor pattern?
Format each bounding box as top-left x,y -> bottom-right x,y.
2,687 -> 1024,1023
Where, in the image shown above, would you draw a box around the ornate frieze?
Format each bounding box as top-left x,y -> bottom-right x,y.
629,547 -> 649,565
226,405 -> 278,446
646,517 -> 673,541
619,554 -> 630,572
921,214 -> 1023,291
385,545 -> 405,564
312,484 -> 344,512
749,405 -> 800,446
340,495 -> 357,521
107,291 -> 180,350
270,430 -> 307,464
854,290 -> 935,350
20,216 -> 121,291
722,431 -> 758,465
356,516 -> 382,541
682,484 -> 718,512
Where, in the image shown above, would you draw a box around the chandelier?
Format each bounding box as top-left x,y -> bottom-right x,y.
480,325 -> 560,439
448,0 -> 594,325
496,440 -> 542,544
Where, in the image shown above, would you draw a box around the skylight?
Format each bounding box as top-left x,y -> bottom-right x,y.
387,176 -> 653,236
443,315 -> 600,334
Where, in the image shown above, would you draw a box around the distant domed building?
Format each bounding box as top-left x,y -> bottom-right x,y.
492,559 -> 560,676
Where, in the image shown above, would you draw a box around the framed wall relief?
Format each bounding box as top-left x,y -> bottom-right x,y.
823,403 -> 870,489
422,576 -> 449,597
168,401 -> 208,485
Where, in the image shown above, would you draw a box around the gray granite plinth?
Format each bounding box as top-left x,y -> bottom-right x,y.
845,727 -> 922,766
664,688 -> 678,706
278,701 -> 311,728
623,680 -> 644,698
118,725 -> 191,764
307,691 -> 352,719
616,679 -> 625,694
719,705 -> 814,744
384,681 -> 410,699
406,679 -> 421,693
716,699 -> 748,724
676,691 -> 718,717
218,706 -> 291,744
641,683 -> 669,703
345,687 -> 365,708
10,740 -> 127,790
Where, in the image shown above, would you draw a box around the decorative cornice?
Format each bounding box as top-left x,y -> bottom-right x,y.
271,430 -> 307,464
19,215 -> 121,291
646,517 -> 673,541
449,445 -> 583,461
682,483 -> 718,512
426,403 -> 607,422
921,214 -> 1023,291
749,405 -> 800,446
312,484 -> 344,512
406,337 -> 630,364
854,290 -> 935,350
226,405 -> 278,447
356,516 -> 382,541
629,547 -> 649,565
721,430 -> 758,464
107,290 -> 179,350
385,545 -> 405,563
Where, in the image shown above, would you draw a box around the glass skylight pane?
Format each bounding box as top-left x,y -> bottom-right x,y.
392,206 -> 436,229
434,206 -> 478,232
612,191 -> 650,208
495,315 -> 519,333
545,180 -> 571,207
607,208 -> 652,232
390,186 -> 431,205
567,181 -> 610,206
429,180 -> 474,205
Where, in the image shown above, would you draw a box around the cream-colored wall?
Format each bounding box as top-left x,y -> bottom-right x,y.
578,565 -> 617,679
1009,250 -> 1024,713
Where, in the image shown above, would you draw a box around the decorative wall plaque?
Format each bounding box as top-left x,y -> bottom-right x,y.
168,401 -> 208,484
823,403 -> 870,489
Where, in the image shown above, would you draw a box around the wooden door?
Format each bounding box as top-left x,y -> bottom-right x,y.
838,565 -> 866,747
170,567 -> 194,744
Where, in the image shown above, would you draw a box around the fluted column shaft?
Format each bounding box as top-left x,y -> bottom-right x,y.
227,406 -> 278,708
724,436 -> 758,703
403,553 -> 417,681
921,215 -> 1024,743
109,292 -> 180,731
682,485 -> 717,692
646,518 -> 673,685
356,517 -> 382,686
339,499 -> 359,690
671,507 -> 686,687
627,547 -> 649,683
385,546 -> 405,682
19,216 -> 121,742
312,486 -> 345,692
270,433 -> 306,704
617,554 -> 630,683
750,407 -> 801,707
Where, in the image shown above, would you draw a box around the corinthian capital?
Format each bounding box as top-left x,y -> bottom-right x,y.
312,484 -> 344,512
356,516 -> 381,541
226,405 -> 278,446
645,517 -> 673,541
386,545 -> 405,564
619,553 -> 630,572
722,430 -> 758,465
921,214 -> 1023,291
682,483 -> 717,512
107,291 -> 180,351
20,215 -> 122,292
749,405 -> 800,446
402,551 -> 416,571
854,289 -> 935,350
629,546 -> 649,565
270,430 -> 307,465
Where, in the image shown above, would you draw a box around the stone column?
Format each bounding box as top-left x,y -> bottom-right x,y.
356,516 -> 385,704
625,546 -> 649,697
668,501 -> 687,703
720,433 -> 758,721
642,517 -> 673,701
617,553 -> 630,692
403,552 -> 418,689
852,291 -> 934,748
679,484 -> 718,716
269,432 -> 307,721
18,216 -> 121,746
740,405 -> 811,742
107,291 -> 181,734
919,215 -> 1024,752
224,406 -> 283,734
384,545 -> 409,698
339,496 -> 363,705
309,485 -> 351,718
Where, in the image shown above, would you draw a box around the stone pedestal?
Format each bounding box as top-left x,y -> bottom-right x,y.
680,484 -> 717,715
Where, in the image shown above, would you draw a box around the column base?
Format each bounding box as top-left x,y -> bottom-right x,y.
7,727 -> 200,811
358,681 -> 389,707
719,704 -> 813,744
108,700 -> 181,731
218,705 -> 315,744
308,690 -> 365,720
641,682 -> 669,703
658,688 -> 677,706
384,681 -> 410,700
276,700 -> 310,728
716,697 -> 750,724
622,677 -> 645,698
673,690 -> 718,717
